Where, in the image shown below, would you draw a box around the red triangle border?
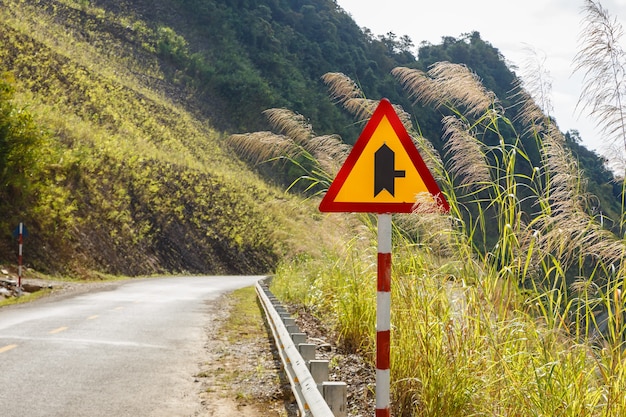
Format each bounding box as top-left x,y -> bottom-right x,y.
319,98 -> 449,214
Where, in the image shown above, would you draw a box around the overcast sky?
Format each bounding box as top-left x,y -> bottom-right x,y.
336,0 -> 626,154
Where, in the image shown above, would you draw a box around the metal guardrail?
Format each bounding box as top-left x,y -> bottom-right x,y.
256,279 -> 347,417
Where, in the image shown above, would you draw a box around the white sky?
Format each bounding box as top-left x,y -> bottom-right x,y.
336,0 -> 626,154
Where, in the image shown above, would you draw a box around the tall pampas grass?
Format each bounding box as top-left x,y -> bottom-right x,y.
321,72 -> 379,123
511,38 -> 626,270
261,108 -> 350,175
575,0 -> 626,156
392,63 -> 497,117
269,52 -> 626,414
536,125 -> 624,267
511,46 -> 558,138
441,115 -> 491,188
575,0 -> 626,241
228,131 -> 299,166
263,108 -> 314,146
512,71 -> 625,277
322,72 -> 415,137
228,107 -> 350,188
520,47 -> 554,117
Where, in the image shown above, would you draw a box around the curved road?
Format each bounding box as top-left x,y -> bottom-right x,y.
0,275 -> 262,417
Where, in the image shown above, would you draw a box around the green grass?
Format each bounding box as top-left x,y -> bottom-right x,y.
223,286 -> 269,343
272,233 -> 626,416
0,289 -> 53,307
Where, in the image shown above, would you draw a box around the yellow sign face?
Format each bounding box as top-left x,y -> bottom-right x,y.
319,98 -> 449,213
333,115 -> 430,203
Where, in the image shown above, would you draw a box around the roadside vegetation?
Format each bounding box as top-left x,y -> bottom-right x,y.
244,2 -> 626,415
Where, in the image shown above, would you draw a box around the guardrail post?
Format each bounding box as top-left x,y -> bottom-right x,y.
322,382 -> 347,417
308,360 -> 329,386
256,279 -> 343,417
298,343 -> 316,362
291,333 -> 307,345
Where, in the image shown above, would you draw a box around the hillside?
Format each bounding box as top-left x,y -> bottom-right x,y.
0,0 -> 336,276
0,0 -> 619,278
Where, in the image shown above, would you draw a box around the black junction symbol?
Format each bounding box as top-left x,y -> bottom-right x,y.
374,143 -> 405,197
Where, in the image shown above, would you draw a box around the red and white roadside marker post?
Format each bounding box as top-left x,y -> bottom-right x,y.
319,99 -> 449,416
376,213 -> 392,416
18,222 -> 23,292
12,222 -> 27,296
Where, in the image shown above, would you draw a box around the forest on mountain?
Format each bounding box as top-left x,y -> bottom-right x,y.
0,0 -> 618,277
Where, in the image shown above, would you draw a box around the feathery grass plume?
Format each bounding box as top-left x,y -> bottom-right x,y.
538,130 -> 590,263
305,134 -> 350,176
520,46 -> 554,117
538,125 -> 625,266
395,192 -> 458,257
509,46 -> 558,138
228,131 -> 298,166
575,0 -> 626,154
392,63 -> 497,117
262,108 -> 313,146
262,108 -> 350,170
322,72 -> 415,131
322,72 -> 364,103
411,191 -> 450,216
391,66 -> 435,105
427,62 -> 498,116
510,82 -> 551,137
441,115 -> 491,188
230,107 -> 352,190
604,142 -> 626,172
321,72 -> 379,122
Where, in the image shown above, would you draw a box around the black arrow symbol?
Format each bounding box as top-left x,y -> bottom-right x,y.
374,143 -> 405,197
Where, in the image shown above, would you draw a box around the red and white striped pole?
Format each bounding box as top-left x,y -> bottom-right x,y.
17,222 -> 23,295
377,213 -> 392,417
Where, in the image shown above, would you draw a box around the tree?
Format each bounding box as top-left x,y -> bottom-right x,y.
0,74 -> 46,206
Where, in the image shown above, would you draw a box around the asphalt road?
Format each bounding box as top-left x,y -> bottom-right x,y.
0,275 -> 263,417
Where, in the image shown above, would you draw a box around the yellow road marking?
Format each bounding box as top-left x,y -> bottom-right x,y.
112,306 -> 124,311
0,344 -> 17,353
87,315 -> 99,320
49,326 -> 69,334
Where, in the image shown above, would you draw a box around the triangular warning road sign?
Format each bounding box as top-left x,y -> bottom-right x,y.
319,98 -> 449,214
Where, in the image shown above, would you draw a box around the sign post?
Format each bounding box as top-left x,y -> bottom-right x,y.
18,222 -> 22,292
319,98 -> 449,416
12,223 -> 28,296
376,213 -> 392,416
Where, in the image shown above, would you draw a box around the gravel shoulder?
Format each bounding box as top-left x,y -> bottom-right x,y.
287,304 -> 376,417
198,289 -> 376,417
196,287 -> 297,416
